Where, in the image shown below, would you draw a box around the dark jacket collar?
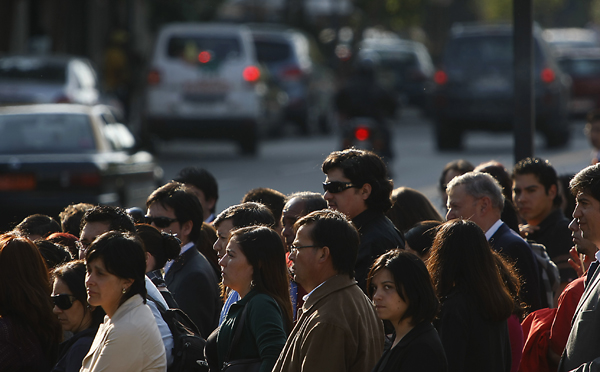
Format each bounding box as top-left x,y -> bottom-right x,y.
302,275 -> 357,312
166,244 -> 197,276
352,208 -> 384,231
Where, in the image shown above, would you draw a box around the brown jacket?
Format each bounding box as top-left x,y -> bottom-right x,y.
272,275 -> 384,372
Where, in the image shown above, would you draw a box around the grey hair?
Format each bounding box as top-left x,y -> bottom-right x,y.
446,172 -> 505,211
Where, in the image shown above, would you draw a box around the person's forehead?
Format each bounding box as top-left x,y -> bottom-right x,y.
283,198 -> 306,217
81,221 -> 110,240
147,201 -> 176,217
216,218 -> 235,233
513,173 -> 543,187
295,223 -> 314,241
448,184 -> 470,201
325,168 -> 350,182
577,191 -> 599,203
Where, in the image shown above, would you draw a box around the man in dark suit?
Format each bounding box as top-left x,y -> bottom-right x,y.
559,164 -> 600,372
146,182 -> 221,338
446,171 -> 543,311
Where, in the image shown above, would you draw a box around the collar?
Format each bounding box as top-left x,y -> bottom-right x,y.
530,208 -> 567,234
164,241 -> 195,274
180,241 -> 195,255
109,294 -> 143,322
205,214 -> 216,224
485,219 -> 504,241
595,250 -> 600,263
351,208 -> 382,230
302,275 -> 357,312
302,280 -> 327,302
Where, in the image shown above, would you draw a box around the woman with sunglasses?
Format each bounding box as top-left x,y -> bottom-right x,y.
205,226 -> 293,372
81,231 -> 166,372
51,260 -> 106,372
0,233 -> 62,371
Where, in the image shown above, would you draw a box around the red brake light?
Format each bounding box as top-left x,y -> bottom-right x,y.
434,71 -> 448,85
355,127 -> 370,141
147,69 -> 161,85
281,67 -> 303,80
243,66 -> 261,82
70,172 -> 101,187
198,51 -> 211,64
541,68 -> 555,84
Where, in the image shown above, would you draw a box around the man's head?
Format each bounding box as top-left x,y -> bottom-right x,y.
321,149 -> 392,219
174,167 -> 218,222
281,192 -> 327,250
12,214 -> 61,241
570,164 -> 600,245
79,206 -> 136,258
586,109 -> 600,151
446,172 -> 504,232
241,187 -> 286,233
290,210 -> 359,291
212,202 -> 275,259
146,181 -> 203,246
59,203 -> 94,237
513,157 -> 560,226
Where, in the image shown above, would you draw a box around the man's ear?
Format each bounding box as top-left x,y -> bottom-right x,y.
318,246 -> 331,264
180,220 -> 193,239
206,198 -> 217,214
478,196 -> 491,214
359,183 -> 372,200
548,184 -> 558,200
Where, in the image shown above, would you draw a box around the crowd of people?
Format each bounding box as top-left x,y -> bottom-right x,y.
4,134 -> 600,372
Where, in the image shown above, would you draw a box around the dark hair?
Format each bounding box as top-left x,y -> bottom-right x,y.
294,209 -> 359,278
286,191 -> 328,215
387,187 -> 444,232
213,202 -> 275,229
367,250 -> 439,325
85,231 -> 147,305
322,149 -> 393,213
46,232 -> 79,258
197,222 -> 220,277
34,239 -> 72,270
174,167 -> 219,214
146,182 -> 204,242
447,172 -> 505,211
59,203 -> 94,237
492,254 -> 527,320
136,223 -> 181,271
81,206 -> 136,235
474,160 -> 513,201
0,234 -> 62,363
439,160 -> 474,193
427,219 -> 514,322
230,226 -> 294,331
570,163 -> 600,202
404,221 -> 442,258
13,214 -> 61,239
242,187 -> 287,224
51,260 -> 106,328
513,157 -> 561,207
559,173 -> 576,219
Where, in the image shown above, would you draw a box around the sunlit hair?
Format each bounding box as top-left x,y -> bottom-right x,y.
0,233 -> 62,363
387,187 -> 444,233
570,163 -> 600,203
367,250 -> 439,325
427,219 -> 513,322
136,223 -> 181,271
446,172 -> 505,211
229,226 -> 293,332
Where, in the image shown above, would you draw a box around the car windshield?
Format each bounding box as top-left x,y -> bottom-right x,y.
0,113 -> 96,154
167,35 -> 241,62
558,57 -> 600,77
0,59 -> 67,83
254,40 -> 293,63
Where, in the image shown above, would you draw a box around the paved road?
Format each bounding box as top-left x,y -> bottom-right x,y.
155,108 -> 591,216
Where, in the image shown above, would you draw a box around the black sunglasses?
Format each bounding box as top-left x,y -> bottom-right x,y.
322,181 -> 357,194
52,294 -> 78,310
145,215 -> 179,228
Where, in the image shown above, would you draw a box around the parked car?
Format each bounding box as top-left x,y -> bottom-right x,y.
432,23 -> 571,150
357,37 -> 435,113
247,24 -> 336,134
542,28 -> 600,51
0,55 -> 100,106
555,48 -> 600,116
0,104 -> 163,229
144,23 -> 284,155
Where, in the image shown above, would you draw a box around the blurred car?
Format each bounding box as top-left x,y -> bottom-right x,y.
0,104 -> 163,228
357,37 -> 435,112
542,28 -> 600,51
0,55 -> 100,106
555,48 -> 600,116
432,23 -> 571,150
247,24 -> 336,134
144,23 -> 285,155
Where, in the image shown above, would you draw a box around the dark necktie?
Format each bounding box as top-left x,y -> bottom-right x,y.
586,260 -> 600,287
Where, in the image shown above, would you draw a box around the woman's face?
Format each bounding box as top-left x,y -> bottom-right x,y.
52,278 -> 92,333
219,239 -> 254,297
370,268 -> 409,324
85,258 -> 132,317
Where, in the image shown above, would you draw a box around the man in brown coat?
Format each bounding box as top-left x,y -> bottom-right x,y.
272,210 -> 384,372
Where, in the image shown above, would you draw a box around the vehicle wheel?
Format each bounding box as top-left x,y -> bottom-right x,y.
544,128 -> 570,149
239,129 -> 259,156
435,120 -> 462,151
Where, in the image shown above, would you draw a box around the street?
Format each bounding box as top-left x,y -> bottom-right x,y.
154,108 -> 592,216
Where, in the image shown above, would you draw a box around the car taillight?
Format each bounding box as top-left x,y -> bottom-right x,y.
434,71 -> 448,85
243,66 -> 261,83
70,172 -> 101,187
541,68 -> 555,84
281,67 -> 303,80
355,127 -> 371,141
198,51 -> 211,64
147,69 -> 161,85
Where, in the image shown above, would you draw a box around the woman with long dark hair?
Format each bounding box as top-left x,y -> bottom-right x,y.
367,250 -> 447,372
0,233 -> 62,371
51,260 -> 106,372
207,225 -> 292,372
428,219 -> 514,372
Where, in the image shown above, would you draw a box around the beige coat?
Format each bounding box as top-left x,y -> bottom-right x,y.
80,295 -> 167,372
272,275 -> 384,372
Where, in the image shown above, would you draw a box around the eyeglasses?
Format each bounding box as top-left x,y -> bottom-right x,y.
290,245 -> 319,254
75,240 -> 90,252
322,181 -> 357,194
145,215 -> 179,228
51,294 -> 78,310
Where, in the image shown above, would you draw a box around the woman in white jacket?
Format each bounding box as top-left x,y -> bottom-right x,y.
81,231 -> 166,372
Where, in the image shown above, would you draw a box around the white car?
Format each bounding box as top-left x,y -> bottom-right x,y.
144,23 -> 283,155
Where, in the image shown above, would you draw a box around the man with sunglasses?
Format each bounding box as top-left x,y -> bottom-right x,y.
146,181 -> 221,338
321,148 -> 404,292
